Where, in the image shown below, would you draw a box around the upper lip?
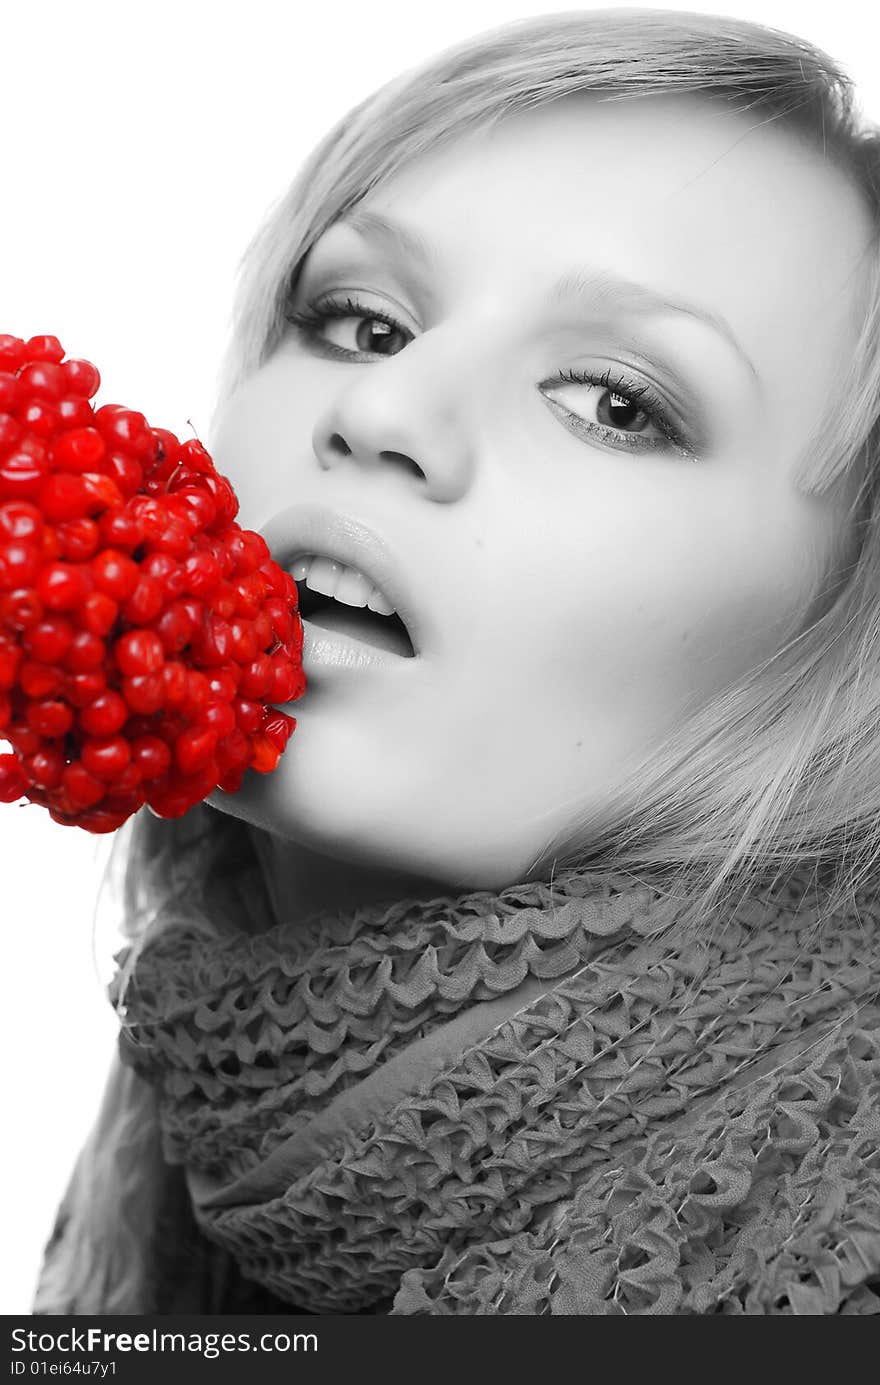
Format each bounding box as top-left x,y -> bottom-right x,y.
258,503 -> 425,655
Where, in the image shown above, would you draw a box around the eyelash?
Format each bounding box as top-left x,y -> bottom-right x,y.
285,293 -> 696,460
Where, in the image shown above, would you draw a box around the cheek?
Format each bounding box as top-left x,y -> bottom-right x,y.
519,476 -> 829,736
207,367 -> 315,525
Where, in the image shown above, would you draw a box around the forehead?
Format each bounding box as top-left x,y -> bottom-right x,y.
366,92 -> 870,268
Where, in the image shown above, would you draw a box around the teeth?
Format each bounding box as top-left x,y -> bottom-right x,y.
290,554 -> 397,617
305,556 -> 344,599
365,587 -> 396,617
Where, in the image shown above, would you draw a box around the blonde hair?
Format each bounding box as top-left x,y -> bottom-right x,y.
39,8 -> 880,1313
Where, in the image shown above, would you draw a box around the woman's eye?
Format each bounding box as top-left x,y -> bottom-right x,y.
545,378 -> 667,442
286,295 -> 412,358
541,369 -> 695,458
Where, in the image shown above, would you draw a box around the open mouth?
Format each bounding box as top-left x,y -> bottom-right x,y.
296,583 -> 416,658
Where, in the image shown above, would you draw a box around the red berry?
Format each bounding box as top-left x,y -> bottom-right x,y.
0,501 -> 43,543
40,527 -> 60,562
249,733 -> 280,774
0,414 -> 24,460
0,449 -> 51,500
144,781 -> 192,819
265,597 -> 295,644
55,517 -> 100,561
151,516 -> 191,558
66,630 -> 106,672
103,451 -> 143,497
198,700 -> 236,738
61,762 -> 106,809
24,746 -> 65,789
210,581 -> 237,620
130,734 -> 172,780
15,399 -> 62,440
25,617 -> 74,663
183,669 -> 210,713
65,670 -> 107,707
94,405 -> 154,460
0,753 -> 28,802
79,590 -> 119,637
79,690 -> 128,737
26,698 -> 74,738
160,659 -> 188,705
107,762 -> 142,797
141,553 -> 185,598
36,562 -> 90,611
18,361 -> 65,403
238,653 -> 272,699
39,473 -> 92,522
25,336 -> 66,365
233,698 -> 263,734
0,541 -> 42,589
262,711 -> 295,753
0,337 -> 27,372
57,397 -> 96,430
121,672 -> 165,715
91,548 -> 139,601
206,667 -> 239,701
114,629 -> 164,676
0,587 -> 44,629
228,619 -> 259,663
51,427 -> 106,472
20,659 -> 65,698
60,357 -> 100,399
216,728 -> 251,775
0,377 -> 21,415
149,428 -> 182,478
6,721 -> 40,756
241,531 -> 270,569
81,735 -> 131,780
216,768 -> 245,794
153,601 -> 196,654
121,575 -> 163,625
81,473 -> 123,511
174,726 -> 217,776
183,550 -> 221,596
65,803 -> 133,833
270,655 -> 305,704
193,613 -> 232,665
99,509 -> 143,551
172,486 -> 216,530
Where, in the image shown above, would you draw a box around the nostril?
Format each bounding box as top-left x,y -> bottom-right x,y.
379,450 -> 424,480
328,433 -> 352,457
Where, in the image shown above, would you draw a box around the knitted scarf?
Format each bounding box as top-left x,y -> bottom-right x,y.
109,859 -> 880,1315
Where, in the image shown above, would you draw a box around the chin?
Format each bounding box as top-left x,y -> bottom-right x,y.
205,760 -> 374,859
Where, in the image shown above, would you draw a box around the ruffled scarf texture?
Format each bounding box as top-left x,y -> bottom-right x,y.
110,861 -> 880,1315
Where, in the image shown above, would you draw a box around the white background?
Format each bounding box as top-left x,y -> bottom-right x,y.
2,0 -> 878,1314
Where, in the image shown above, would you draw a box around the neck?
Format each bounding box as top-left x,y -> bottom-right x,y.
250,828 -> 452,926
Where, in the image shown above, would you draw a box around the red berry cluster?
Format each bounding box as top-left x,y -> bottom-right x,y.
0,333 -> 305,832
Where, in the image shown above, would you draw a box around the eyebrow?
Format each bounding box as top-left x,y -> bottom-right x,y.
338,207 -> 761,388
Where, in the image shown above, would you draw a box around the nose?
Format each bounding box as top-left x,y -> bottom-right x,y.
310,338 -> 476,503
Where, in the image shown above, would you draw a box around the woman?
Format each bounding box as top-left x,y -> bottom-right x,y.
34,8 -> 880,1314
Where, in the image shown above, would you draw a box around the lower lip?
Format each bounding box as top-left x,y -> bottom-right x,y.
298,616 -> 418,674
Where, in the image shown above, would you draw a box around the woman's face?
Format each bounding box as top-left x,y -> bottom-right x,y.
207,92 -> 871,891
